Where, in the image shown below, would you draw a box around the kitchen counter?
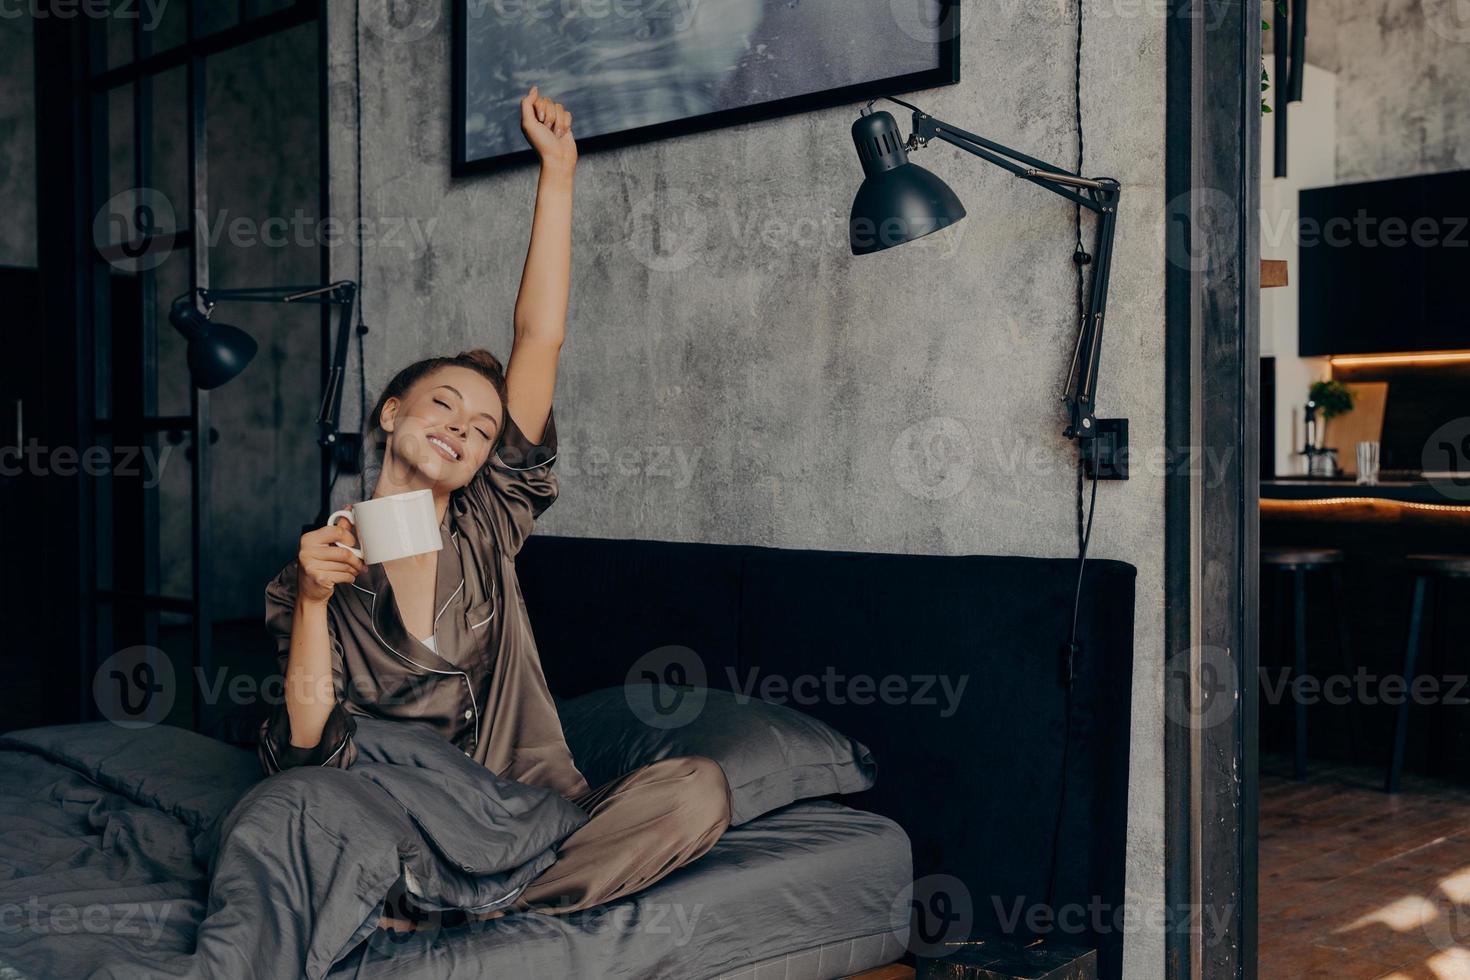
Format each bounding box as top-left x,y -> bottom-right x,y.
1262,478 -> 1470,506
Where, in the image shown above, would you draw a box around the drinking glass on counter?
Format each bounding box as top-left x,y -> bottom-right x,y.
1356,441 -> 1380,485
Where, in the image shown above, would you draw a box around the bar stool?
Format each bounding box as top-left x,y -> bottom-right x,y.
1261,547 -> 1362,780
1385,554 -> 1470,793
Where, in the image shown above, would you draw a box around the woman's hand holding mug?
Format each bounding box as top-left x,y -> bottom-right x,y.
297,511 -> 364,605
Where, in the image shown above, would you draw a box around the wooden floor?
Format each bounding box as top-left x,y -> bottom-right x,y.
846,967 -> 913,980
1260,755 -> 1470,979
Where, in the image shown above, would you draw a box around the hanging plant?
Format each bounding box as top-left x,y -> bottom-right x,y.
1262,2 -> 1285,115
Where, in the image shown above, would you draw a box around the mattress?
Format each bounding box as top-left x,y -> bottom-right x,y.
334,800 -> 913,980
0,726 -> 911,980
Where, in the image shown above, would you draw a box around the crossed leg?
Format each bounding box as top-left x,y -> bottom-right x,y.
516,754 -> 732,914
381,754 -> 731,930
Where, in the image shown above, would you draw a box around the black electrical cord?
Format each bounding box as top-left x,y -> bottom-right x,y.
1072,0 -> 1087,278
321,2 -> 372,507
354,0 -> 370,499
1044,0 -> 1098,917
1044,468 -> 1097,913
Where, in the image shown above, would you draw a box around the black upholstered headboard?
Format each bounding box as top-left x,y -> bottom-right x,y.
517,535 -> 1136,979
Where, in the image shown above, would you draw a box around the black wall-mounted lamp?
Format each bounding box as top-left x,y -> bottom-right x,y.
167,280 -> 364,515
166,296 -> 259,391
847,98 -> 1126,477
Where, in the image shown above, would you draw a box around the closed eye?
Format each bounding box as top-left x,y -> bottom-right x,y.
474,427 -> 490,440
433,398 -> 451,410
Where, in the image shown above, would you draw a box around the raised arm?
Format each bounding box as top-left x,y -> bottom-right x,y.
505,87 -> 576,445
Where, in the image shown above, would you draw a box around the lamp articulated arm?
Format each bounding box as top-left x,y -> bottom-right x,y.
181,281 -> 359,451
168,280 -> 362,526
884,99 -> 1121,441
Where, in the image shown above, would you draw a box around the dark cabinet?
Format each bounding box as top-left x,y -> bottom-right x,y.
1298,170 -> 1470,356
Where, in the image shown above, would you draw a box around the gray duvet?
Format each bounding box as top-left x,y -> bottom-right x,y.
0,720 -> 585,980
0,722 -> 912,980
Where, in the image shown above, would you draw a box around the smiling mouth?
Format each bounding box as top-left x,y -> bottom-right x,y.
426,435 -> 461,461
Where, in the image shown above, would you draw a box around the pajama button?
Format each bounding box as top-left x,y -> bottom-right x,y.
463,709 -> 473,720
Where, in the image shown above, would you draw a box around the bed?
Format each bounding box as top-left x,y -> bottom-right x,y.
1,536 -> 1136,978
0,717 -> 909,980
340,802 -> 908,979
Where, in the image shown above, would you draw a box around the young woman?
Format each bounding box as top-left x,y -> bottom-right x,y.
257,88 -> 731,923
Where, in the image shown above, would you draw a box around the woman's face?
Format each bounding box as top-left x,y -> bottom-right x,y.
380,366 -> 503,490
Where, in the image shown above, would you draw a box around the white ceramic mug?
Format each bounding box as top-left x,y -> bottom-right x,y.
326,489 -> 442,564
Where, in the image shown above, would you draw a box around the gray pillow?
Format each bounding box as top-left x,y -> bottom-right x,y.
558,685 -> 877,826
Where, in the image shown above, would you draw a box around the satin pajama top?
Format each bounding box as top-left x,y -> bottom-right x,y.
257,411 -> 591,800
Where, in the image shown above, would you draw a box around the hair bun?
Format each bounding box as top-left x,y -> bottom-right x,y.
457,348 -> 505,375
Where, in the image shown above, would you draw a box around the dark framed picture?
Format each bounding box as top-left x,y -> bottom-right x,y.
451,0 -> 961,177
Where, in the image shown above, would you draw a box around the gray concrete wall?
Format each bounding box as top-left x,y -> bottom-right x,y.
0,15 -> 36,268
1310,0 -> 1470,181
330,2 -> 1166,973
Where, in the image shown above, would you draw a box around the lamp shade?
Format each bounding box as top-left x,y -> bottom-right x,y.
849,110 -> 966,255
168,296 -> 258,389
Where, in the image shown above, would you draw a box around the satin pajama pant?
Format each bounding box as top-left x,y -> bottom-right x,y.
382,754 -> 731,929
517,754 -> 732,914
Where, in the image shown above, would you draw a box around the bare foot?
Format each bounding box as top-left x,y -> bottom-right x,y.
378,885 -> 428,932
377,912 -> 419,932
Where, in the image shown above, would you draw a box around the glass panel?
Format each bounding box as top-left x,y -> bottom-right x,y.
93,275 -> 115,421
107,1 -> 133,69
99,83 -> 181,273
145,0 -> 188,54
155,419 -> 193,629
92,432 -> 116,591
197,1 -> 240,38
154,251 -> 193,420
205,23 -> 320,621
151,67 -> 189,237
153,256 -> 193,639
105,84 -> 134,235
151,636 -> 193,728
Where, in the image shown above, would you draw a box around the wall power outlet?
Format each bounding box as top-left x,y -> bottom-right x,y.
1082,418 -> 1129,480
